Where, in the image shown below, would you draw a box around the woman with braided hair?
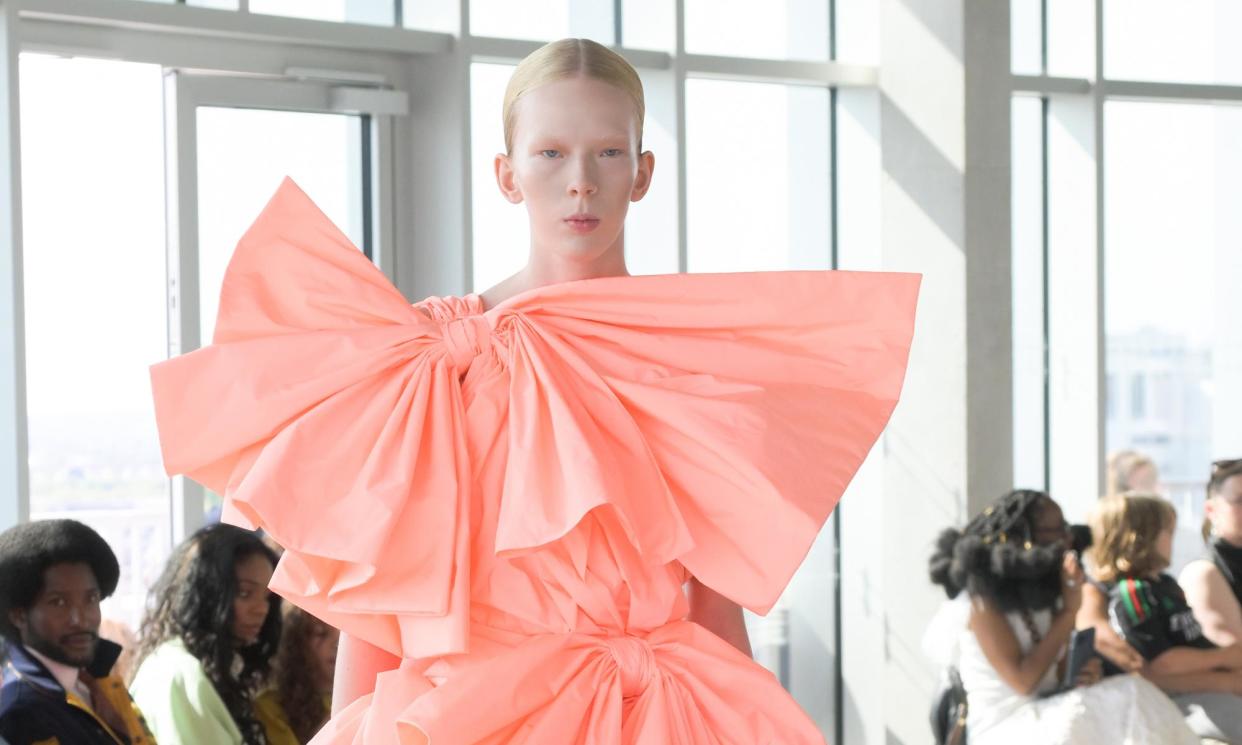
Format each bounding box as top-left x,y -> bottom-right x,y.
926,489 -> 1196,744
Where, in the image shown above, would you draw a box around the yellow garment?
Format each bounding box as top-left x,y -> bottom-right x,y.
86,672 -> 157,745
254,688 -> 330,745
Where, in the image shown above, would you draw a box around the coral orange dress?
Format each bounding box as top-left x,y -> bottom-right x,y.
149,178 -> 919,744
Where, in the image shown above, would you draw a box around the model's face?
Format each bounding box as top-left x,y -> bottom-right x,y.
231,552 -> 274,646
496,76 -> 654,267
9,562 -> 102,668
1207,474 -> 1242,543
308,619 -> 340,688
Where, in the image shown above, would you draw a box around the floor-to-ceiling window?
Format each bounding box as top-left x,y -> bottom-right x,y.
1011,1 -> 1242,562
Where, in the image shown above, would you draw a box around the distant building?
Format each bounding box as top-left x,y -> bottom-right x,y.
1107,328 -> 1213,485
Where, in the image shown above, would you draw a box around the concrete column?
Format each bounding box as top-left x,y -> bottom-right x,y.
840,2 -> 1012,743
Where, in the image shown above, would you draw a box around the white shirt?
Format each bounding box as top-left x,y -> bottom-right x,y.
26,645 -> 94,709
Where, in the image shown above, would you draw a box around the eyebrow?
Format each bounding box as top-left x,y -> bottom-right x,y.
531,134 -> 631,144
39,588 -> 100,598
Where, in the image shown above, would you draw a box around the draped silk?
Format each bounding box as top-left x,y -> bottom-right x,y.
150,178 -> 920,744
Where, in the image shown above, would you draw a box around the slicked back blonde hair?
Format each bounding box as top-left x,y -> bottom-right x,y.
502,38 -> 645,153
1089,492 -> 1176,583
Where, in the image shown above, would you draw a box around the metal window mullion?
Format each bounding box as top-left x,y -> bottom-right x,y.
371,113 -> 398,279
18,0 -> 449,56
826,5 -> 843,740
683,55 -> 876,87
459,0 -> 474,291
1100,79 -> 1242,104
1040,0 -> 1047,75
674,0 -> 687,274
1040,94 -> 1052,493
828,85 -> 844,745
1011,74 -> 1091,95
1093,0 -> 1107,497
162,71 -> 205,544
0,1 -> 28,530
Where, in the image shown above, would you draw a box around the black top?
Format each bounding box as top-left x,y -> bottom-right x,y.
1206,538 -> 1242,609
1104,573 -> 1215,660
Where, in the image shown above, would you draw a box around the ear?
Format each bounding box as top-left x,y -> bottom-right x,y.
494,153 -> 524,205
630,150 -> 655,202
8,607 -> 26,635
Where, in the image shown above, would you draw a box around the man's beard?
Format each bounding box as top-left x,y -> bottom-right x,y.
24,628 -> 98,668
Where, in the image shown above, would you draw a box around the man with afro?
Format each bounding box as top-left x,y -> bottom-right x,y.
0,519 -> 155,744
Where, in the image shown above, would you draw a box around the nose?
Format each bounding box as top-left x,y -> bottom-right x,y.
567,156 -> 598,197
250,602 -> 270,623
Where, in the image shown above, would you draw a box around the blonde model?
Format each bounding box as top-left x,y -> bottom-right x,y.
151,39 -> 919,744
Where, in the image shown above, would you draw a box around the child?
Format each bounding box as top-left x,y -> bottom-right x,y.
1090,492 -> 1242,743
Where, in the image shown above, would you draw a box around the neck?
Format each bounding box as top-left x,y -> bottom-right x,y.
25,645 -> 81,673
522,232 -> 629,287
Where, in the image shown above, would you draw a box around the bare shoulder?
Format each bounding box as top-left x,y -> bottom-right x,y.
478,273 -> 530,311
1179,558 -> 1226,593
968,595 -> 1000,627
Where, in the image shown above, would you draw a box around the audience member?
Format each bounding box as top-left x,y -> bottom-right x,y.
255,606 -> 338,744
130,523 -> 281,745
928,489 -> 1195,744
0,519 -> 154,745
1106,450 -> 1159,498
1181,458 -> 1242,647
1089,493 -> 1242,743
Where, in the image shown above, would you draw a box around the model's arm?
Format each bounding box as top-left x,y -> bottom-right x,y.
687,576 -> 752,658
1180,560 -> 1242,647
1074,582 -> 1144,672
332,632 -> 401,715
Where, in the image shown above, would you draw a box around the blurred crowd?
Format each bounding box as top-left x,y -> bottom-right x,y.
0,520 -> 337,745
928,454 -> 1242,745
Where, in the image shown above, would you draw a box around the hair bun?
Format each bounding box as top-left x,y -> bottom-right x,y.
929,528 -> 964,597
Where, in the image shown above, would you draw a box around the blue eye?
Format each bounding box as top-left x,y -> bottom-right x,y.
602,148 -> 622,157
540,149 -> 560,158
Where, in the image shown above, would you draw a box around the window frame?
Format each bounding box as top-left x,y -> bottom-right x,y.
0,2 -> 874,741
1011,0 -> 1242,520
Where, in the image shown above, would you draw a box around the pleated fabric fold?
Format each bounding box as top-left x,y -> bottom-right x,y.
150,177 -> 919,742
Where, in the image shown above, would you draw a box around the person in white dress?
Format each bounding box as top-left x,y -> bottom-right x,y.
926,489 -> 1198,745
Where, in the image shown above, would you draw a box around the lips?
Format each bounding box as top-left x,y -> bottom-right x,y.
61,633 -> 96,648
563,213 -> 600,234
237,624 -> 263,640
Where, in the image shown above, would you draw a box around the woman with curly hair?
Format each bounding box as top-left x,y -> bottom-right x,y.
255,606 -> 338,744
926,489 -> 1195,744
129,523 -> 282,744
